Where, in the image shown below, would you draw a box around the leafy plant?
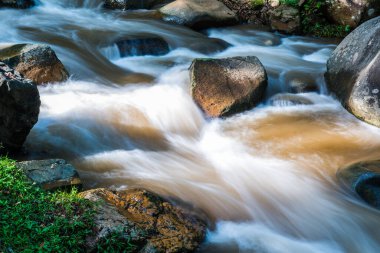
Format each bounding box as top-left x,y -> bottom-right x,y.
251,0 -> 265,9
280,0 -> 299,7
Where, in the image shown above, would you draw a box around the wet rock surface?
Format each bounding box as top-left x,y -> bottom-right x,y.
104,0 -> 172,10
337,160 -> 380,209
325,16 -> 380,127
159,0 -> 238,29
190,56 -> 267,117
0,0 -> 34,8
0,62 -> 40,150
0,44 -> 69,85
16,159 -> 82,190
80,188 -> 207,253
116,37 -> 170,57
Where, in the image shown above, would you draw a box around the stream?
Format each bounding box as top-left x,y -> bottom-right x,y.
2,0 -> 380,252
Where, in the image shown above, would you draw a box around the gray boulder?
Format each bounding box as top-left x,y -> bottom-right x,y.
159,0 -> 238,29
337,160 -> 380,209
190,56 -> 267,117
325,16 -> 380,127
0,44 -> 69,85
0,62 -> 40,150
16,159 -> 82,190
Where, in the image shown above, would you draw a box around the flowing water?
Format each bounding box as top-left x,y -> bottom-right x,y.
2,1 -> 380,252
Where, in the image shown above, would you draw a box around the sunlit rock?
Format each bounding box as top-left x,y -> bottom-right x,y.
0,62 -> 40,150
325,16 -> 380,127
337,160 -> 380,209
190,56 -> 267,117
79,188 -> 207,252
16,159 -> 82,190
159,0 -> 238,30
0,44 -> 69,85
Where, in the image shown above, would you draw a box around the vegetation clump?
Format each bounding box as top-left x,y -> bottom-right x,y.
0,157 -> 135,253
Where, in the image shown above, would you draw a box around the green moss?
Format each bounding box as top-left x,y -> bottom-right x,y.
251,0 -> 265,9
0,157 -> 137,253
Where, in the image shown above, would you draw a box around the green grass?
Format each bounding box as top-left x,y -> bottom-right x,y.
0,157 -> 95,252
0,157 -> 138,253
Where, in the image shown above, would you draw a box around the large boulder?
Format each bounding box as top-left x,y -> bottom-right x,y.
104,0 -> 172,10
0,62 -> 40,150
325,0 -> 380,28
79,188 -> 207,253
16,159 -> 82,190
159,0 -> 238,29
269,5 -> 300,34
190,56 -> 268,117
325,17 -> 380,127
0,44 -> 69,85
116,37 -> 170,57
0,0 -> 34,8
337,160 -> 380,209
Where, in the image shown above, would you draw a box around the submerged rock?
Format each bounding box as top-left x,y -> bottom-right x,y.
325,16 -> 380,127
190,56 -> 267,117
268,93 -> 313,107
159,0 -> 238,30
0,44 -> 69,85
337,160 -> 380,209
0,62 -> 40,150
0,0 -> 34,8
269,5 -> 300,34
80,188 -> 207,253
16,159 -> 82,191
116,37 -> 170,57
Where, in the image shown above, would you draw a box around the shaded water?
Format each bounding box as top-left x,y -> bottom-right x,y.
2,1 -> 380,252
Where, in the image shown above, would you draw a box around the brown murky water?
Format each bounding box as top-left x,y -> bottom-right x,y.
2,1 -> 380,252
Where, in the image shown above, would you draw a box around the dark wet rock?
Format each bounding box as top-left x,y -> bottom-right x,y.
116,38 -> 170,57
337,160 -> 380,209
104,0 -> 172,10
159,0 -> 238,30
190,56 -> 267,117
0,62 -> 40,150
0,44 -> 69,85
79,188 -> 207,253
0,0 -> 34,8
268,93 -> 313,107
284,71 -> 319,93
269,5 -> 300,34
16,159 -> 82,190
326,0 -> 380,28
325,17 -> 380,127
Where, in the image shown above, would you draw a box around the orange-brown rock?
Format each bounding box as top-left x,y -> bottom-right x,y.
190,56 -> 267,117
79,188 -> 207,253
0,44 -> 68,84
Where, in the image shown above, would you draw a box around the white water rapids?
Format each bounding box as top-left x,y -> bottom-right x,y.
2,1 -> 380,252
